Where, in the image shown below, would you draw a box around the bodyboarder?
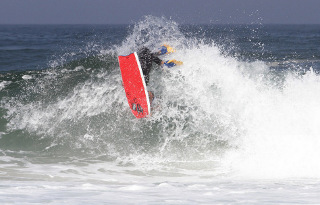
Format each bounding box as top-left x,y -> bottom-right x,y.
137,45 -> 183,104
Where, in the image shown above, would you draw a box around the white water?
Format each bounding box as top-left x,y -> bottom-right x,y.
2,16 -> 320,204
0,80 -> 11,91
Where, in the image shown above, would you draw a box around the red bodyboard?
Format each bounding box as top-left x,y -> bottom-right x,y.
118,52 -> 150,118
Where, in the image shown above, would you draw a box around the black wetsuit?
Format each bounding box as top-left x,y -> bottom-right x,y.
137,47 -> 162,85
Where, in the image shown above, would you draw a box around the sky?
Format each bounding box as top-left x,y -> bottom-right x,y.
0,0 -> 320,25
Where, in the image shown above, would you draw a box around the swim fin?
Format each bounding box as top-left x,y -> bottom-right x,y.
159,44 -> 175,55
164,59 -> 183,68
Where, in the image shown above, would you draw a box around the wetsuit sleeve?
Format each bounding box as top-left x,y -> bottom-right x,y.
152,55 -> 162,65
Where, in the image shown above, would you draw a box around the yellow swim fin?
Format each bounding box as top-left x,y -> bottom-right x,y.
164,59 -> 183,68
159,44 -> 176,55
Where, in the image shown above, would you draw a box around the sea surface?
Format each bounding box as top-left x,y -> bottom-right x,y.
1,16 -> 320,204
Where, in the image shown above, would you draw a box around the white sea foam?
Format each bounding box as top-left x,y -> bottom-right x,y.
22,75 -> 32,80
222,69 -> 320,179
0,81 -> 11,90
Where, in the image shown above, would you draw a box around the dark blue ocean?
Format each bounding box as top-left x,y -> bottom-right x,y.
1,17 -> 320,204
1,24 -> 319,72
